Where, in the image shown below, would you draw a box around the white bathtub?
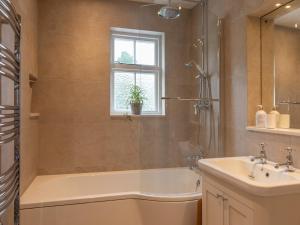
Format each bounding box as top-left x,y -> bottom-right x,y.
20,168 -> 202,225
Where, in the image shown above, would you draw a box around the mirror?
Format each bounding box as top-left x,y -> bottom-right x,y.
261,0 -> 300,129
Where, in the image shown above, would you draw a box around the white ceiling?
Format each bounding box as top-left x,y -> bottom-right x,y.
275,8 -> 300,28
128,0 -> 200,9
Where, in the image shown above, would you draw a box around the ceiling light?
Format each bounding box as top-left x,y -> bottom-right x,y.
285,5 -> 291,9
275,3 -> 281,7
178,5 -> 182,10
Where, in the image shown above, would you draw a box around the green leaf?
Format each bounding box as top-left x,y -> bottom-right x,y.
127,85 -> 147,104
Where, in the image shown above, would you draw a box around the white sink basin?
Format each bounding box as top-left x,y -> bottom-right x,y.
198,157 -> 300,196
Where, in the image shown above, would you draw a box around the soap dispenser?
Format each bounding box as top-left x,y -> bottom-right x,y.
256,105 -> 267,128
270,106 -> 280,128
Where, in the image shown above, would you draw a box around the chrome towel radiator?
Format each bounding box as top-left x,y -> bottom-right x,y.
0,0 -> 21,224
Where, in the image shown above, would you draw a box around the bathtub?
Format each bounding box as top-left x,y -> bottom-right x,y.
20,167 -> 202,225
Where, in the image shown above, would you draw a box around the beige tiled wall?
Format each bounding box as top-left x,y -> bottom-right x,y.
35,0 -> 199,174
20,0 -> 300,181
12,0 -> 39,193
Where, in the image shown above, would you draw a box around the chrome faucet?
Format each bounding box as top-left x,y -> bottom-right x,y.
251,143 -> 267,164
275,147 -> 295,172
187,154 -> 203,170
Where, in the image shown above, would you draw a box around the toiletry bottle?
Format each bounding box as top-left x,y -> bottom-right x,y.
266,114 -> 276,129
256,105 -> 267,128
279,114 -> 290,129
270,106 -> 280,128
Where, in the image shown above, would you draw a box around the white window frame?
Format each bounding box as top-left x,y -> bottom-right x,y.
110,27 -> 165,116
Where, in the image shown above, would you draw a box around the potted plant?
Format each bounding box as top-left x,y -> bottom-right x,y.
127,85 -> 146,115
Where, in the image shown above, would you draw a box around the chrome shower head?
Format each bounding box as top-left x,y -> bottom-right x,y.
185,62 -> 193,68
185,60 -> 205,77
158,6 -> 181,19
158,0 -> 181,19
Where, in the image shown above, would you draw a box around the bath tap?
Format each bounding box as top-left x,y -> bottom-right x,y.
274,147 -> 295,172
187,154 -> 203,170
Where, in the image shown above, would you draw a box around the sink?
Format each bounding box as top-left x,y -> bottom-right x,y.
198,157 -> 300,196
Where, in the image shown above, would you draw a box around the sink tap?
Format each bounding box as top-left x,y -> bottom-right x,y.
251,143 -> 267,164
275,147 -> 295,172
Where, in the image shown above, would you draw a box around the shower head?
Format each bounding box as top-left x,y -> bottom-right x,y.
158,0 -> 181,19
185,60 -> 205,77
158,6 -> 181,19
184,62 -> 194,68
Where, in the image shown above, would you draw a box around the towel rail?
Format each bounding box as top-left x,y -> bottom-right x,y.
0,62 -> 19,75
0,127 -> 19,136
0,113 -> 19,118
0,121 -> 19,128
0,133 -> 18,145
0,8 -> 20,37
0,44 -> 18,61
0,3 -> 20,36
0,0 -> 21,223
0,162 -> 18,184
0,172 -> 18,194
0,52 -> 19,70
1,0 -> 20,23
0,105 -> 19,110
0,183 -> 19,215
0,70 -> 19,82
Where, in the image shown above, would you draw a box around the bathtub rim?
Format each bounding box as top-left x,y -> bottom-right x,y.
20,192 -> 202,209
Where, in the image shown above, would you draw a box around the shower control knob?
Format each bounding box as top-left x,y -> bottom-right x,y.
193,104 -> 198,115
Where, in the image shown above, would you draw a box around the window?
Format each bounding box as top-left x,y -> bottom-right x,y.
110,27 -> 165,115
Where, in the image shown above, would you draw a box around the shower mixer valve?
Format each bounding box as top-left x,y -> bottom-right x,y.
193,100 -> 211,115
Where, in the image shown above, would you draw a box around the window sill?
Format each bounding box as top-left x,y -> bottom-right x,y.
110,114 -> 166,119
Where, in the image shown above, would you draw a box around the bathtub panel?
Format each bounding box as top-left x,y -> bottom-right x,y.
136,199 -> 198,225
20,199 -> 199,225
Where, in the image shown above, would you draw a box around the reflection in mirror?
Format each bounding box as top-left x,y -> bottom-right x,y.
261,0 -> 300,129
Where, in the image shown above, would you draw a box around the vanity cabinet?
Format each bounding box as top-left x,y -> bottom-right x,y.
203,181 -> 253,225
199,157 -> 300,225
203,182 -> 223,225
223,193 -> 253,225
201,173 -> 300,225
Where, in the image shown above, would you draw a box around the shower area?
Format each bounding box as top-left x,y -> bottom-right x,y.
15,0 -> 223,224
136,0 -> 223,169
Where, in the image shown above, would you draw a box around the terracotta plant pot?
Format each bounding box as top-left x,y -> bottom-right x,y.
130,103 -> 143,115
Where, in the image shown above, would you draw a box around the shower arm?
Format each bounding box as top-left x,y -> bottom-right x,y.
279,101 -> 300,105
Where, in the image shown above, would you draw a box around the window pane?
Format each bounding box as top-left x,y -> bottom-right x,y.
114,38 -> 134,64
114,72 -> 134,111
136,73 -> 156,112
136,40 -> 156,66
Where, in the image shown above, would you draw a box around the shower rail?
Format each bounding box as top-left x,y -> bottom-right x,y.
161,97 -> 219,102
0,0 -> 21,224
279,101 -> 300,105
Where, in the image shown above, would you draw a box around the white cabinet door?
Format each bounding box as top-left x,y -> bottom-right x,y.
203,182 -> 224,225
223,194 -> 253,225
